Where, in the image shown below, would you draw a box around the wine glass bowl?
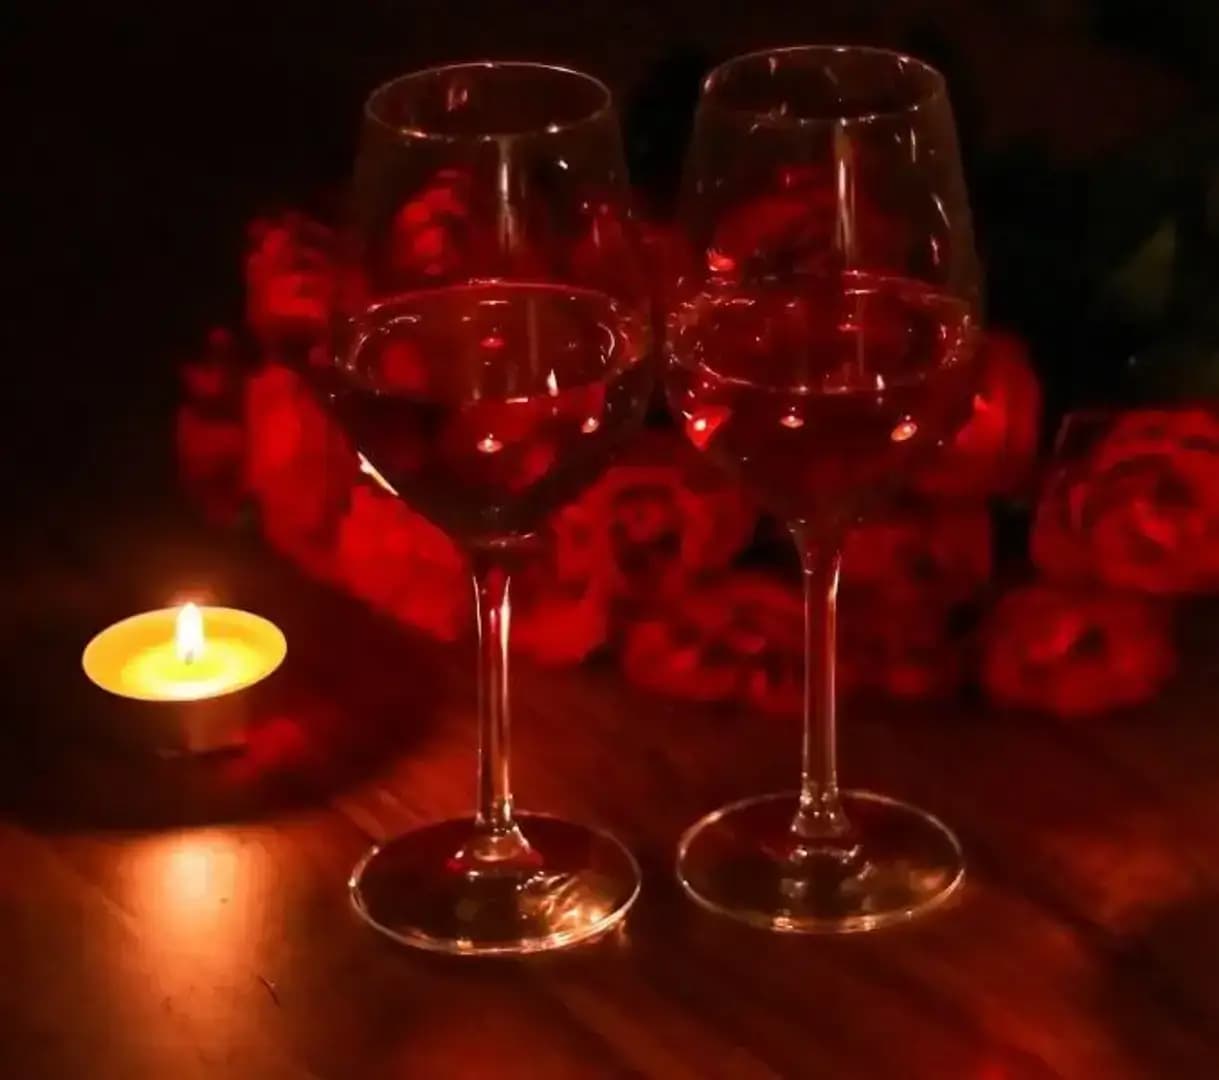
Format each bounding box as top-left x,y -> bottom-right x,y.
334,62 -> 650,955
685,46 -> 979,299
667,270 -> 977,536
667,46 -> 980,932
363,61 -> 614,139
335,282 -> 651,545
353,63 -> 643,300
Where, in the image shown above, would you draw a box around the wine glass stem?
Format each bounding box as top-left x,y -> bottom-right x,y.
467,548 -> 531,865
792,534 -> 851,845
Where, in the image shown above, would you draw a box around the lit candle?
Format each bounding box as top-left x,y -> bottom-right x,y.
82,603 -> 286,753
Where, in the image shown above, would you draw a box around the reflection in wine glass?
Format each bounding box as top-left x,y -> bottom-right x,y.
666,46 -> 982,933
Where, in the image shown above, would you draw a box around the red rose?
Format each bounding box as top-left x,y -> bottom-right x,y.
637,219 -> 699,326
569,197 -> 647,303
511,548 -> 611,666
389,168 -> 474,282
244,363 -> 348,493
439,396 -> 561,498
620,561 -> 974,712
181,327 -> 246,407
707,163 -> 907,281
982,584 -> 1176,717
384,165 -> 557,288
335,485 -> 469,642
551,430 -> 755,604
176,329 -> 251,525
244,363 -> 355,576
842,499 -> 993,609
839,590 -> 969,701
175,406 -> 246,525
837,499 -> 992,699
245,213 -> 335,345
621,573 -> 801,710
1033,407 -> 1219,594
914,331 -> 1042,499
177,331 -> 246,457
177,406 -> 245,481
619,487 -> 992,710
622,500 -> 992,709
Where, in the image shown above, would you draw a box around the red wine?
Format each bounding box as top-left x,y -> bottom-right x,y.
666,271 -> 978,534
334,283 -> 651,544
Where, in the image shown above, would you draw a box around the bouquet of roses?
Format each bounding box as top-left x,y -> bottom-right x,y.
178,191 -> 1209,720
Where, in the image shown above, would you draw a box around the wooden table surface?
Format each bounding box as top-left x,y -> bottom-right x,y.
4,503 -> 1219,1080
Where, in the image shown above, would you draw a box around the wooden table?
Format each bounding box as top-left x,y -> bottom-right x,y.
4,504 -> 1219,1080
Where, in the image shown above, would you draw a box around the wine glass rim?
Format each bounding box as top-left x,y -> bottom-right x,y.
701,44 -> 948,125
364,60 -> 614,141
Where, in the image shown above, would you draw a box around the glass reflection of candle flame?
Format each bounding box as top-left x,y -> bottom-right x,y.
358,451 -> 399,496
686,407 -> 728,450
176,603 -> 204,665
891,418 -> 918,443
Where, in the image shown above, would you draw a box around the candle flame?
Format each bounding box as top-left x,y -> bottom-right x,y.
176,603 -> 205,664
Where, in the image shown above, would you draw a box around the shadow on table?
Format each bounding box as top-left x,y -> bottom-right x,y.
1092,892 -> 1219,1072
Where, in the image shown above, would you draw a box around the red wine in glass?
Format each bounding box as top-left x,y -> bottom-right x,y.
338,61 -> 653,957
667,270 -> 977,535
334,281 -> 652,545
668,45 -> 982,935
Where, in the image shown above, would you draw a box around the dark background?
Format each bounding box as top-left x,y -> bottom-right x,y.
8,0 -> 1218,544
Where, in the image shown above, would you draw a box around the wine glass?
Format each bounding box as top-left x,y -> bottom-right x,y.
665,46 -> 982,932
333,62 -> 652,954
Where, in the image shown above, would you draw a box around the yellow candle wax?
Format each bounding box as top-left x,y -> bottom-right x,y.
117,635 -> 270,700
83,605 -> 286,702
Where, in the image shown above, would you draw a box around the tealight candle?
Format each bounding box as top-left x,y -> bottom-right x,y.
83,603 -> 286,753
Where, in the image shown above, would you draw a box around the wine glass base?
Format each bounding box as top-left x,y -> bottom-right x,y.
676,790 -> 963,934
349,813 -> 640,956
